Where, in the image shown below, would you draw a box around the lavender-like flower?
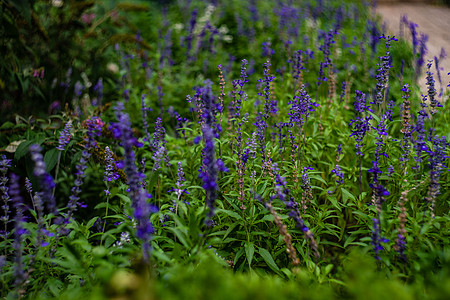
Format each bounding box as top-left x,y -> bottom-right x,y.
274,122 -> 287,157
300,166 -> 314,213
141,94 -> 152,142
339,81 -> 347,103
64,117 -> 102,228
412,94 -> 429,170
261,40 -> 275,58
0,155 -> 11,237
369,96 -> 394,215
199,124 -> 221,226
288,85 -> 318,130
349,91 -> 372,194
270,165 -> 319,258
258,61 -> 276,120
290,50 -> 305,89
104,146 -> 119,196
373,35 -> 397,105
74,81 -> 84,98
233,59 -> 249,124
425,60 -> 441,115
371,218 -> 389,260
426,133 -> 447,218
331,164 -> 344,185
29,144 -> 58,219
416,33 -> 428,79
114,102 -> 157,261
151,118 -> 169,171
93,78 -> 103,107
367,19 -> 380,56
330,144 -> 344,190
56,121 -> 73,151
253,112 -> 268,161
400,84 -> 412,168
171,162 -> 188,198
9,173 -> 27,288
349,91 -> 372,156
408,22 -> 418,55
24,177 -> 32,198
169,109 -> 188,140
317,29 -> 337,85
394,186 -> 413,262
184,9 -> 198,60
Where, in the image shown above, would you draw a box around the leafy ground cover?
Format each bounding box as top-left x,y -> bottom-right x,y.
1,0 -> 449,299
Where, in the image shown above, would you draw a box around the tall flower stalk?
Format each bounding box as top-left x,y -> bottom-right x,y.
115,102 -> 157,262
29,144 -> 60,224
63,117 -> 102,229
349,90 -> 372,195
101,146 -> 119,243
0,155 -> 11,238
271,165 -> 319,259
199,124 -> 220,226
54,120 -> 73,196
9,173 -> 27,291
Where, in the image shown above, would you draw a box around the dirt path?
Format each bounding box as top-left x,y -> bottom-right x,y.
376,3 -> 450,96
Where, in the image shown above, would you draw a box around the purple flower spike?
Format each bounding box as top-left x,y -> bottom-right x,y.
425,60 -> 441,115
56,121 -> 73,151
29,145 -> 58,219
1,155 -> 12,237
114,102 -> 157,262
266,166 -> 319,259
9,173 -> 27,288
199,124 -> 219,226
258,60 -> 276,120
371,218 -> 389,260
63,117 -> 102,228
104,146 -> 119,196
349,91 -> 372,157
331,164 -> 344,185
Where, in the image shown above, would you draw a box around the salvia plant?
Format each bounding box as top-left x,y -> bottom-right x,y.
0,0 -> 449,299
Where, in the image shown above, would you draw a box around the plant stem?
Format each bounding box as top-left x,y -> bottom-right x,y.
53,151 -> 62,197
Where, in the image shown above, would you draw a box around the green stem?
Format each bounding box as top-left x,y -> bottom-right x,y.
101,186 -> 110,246
53,151 -> 62,197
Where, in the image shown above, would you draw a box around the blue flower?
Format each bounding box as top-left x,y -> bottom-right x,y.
349,91 -> 372,156
114,102 -> 157,262
0,155 -> 12,237
9,173 -> 27,287
29,145 -> 58,221
371,218 -> 389,260
56,121 -> 73,151
258,61 -> 276,120
199,125 -> 219,226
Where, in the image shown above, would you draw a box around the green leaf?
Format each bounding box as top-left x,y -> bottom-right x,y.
166,227 -> 191,249
86,217 -> 99,229
341,187 -> 355,204
44,148 -> 59,172
0,121 -> 14,130
46,278 -> 64,297
324,264 -> 333,276
9,0 -> 32,23
234,246 -> 245,267
14,140 -> 34,160
367,110 -> 381,123
216,208 -> 242,220
245,242 -> 254,267
116,193 -> 131,204
257,247 -> 280,274
310,174 -> 327,185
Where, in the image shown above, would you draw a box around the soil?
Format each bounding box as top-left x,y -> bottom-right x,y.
376,2 -> 450,95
